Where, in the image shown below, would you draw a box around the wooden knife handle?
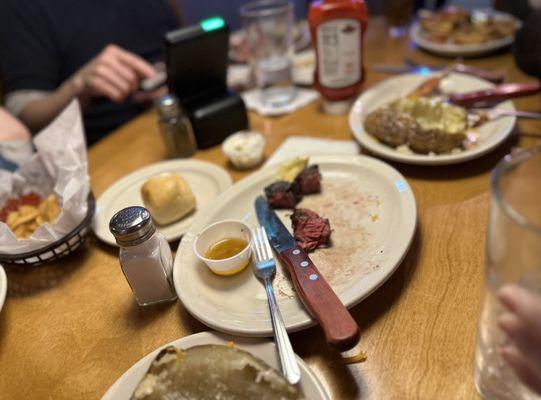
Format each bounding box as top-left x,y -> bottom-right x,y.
452,64 -> 505,84
449,81 -> 541,106
279,246 -> 360,351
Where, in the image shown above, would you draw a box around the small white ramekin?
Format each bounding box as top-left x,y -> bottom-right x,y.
222,131 -> 266,170
193,220 -> 252,276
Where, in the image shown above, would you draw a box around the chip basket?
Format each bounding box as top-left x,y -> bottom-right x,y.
0,193 -> 95,267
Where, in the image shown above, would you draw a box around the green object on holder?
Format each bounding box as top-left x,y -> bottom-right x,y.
200,16 -> 225,32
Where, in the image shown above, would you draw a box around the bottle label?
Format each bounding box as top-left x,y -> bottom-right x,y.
316,19 -> 361,89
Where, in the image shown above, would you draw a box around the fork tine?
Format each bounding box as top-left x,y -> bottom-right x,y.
250,228 -> 261,262
249,228 -> 256,260
259,228 -> 269,260
261,226 -> 274,260
255,228 -> 264,259
255,228 -> 265,262
256,228 -> 265,260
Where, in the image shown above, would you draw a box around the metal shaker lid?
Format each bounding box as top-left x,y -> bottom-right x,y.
155,94 -> 181,119
109,206 -> 156,246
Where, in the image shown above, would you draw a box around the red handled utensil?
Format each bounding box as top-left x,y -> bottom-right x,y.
255,196 -> 360,351
374,62 -> 505,84
449,81 -> 541,107
451,63 -> 505,84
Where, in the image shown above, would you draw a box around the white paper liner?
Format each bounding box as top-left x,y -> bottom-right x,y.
0,100 -> 90,254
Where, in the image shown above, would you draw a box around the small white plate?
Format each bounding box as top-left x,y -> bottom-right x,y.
101,331 -> 329,400
410,12 -> 520,58
174,155 -> 416,336
0,264 -> 6,313
349,72 -> 516,165
93,160 -> 232,246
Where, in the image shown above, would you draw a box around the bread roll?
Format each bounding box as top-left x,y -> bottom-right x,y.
131,345 -> 304,400
140,174 -> 196,225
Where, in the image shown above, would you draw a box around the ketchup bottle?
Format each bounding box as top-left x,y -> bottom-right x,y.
308,0 -> 368,114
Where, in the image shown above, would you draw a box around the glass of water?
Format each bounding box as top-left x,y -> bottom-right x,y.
474,147 -> 541,399
240,0 -> 296,108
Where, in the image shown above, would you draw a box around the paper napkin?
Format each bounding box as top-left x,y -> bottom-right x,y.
265,136 -> 360,166
242,88 -> 320,117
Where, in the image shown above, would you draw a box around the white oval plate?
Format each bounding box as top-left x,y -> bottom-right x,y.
174,155 -> 416,336
93,160 -> 232,246
349,72 -> 516,165
101,331 -> 329,400
409,12 -> 519,58
0,264 -> 6,313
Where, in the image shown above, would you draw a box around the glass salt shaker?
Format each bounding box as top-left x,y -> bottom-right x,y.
109,206 -> 177,306
155,94 -> 197,158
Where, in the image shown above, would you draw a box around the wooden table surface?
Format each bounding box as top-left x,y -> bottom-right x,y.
1,17 -> 540,400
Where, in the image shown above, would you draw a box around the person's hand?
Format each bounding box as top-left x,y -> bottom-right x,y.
69,44 -> 156,103
498,284 -> 541,394
0,108 -> 31,141
131,85 -> 169,104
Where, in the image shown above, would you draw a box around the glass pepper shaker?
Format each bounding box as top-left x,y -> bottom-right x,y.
109,206 -> 177,306
155,94 -> 197,158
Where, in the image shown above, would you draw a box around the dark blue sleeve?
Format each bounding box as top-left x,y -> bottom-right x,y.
0,153 -> 19,171
0,0 -> 60,93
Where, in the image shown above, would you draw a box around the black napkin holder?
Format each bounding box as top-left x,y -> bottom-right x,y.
165,18 -> 248,149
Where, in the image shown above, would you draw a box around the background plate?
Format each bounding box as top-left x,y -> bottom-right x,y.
93,160 -> 232,246
101,331 -> 330,400
174,155 -> 417,336
409,12 -> 519,58
349,72 -> 516,165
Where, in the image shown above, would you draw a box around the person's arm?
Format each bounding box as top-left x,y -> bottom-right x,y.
498,285 -> 541,394
19,44 -> 157,133
0,108 -> 31,141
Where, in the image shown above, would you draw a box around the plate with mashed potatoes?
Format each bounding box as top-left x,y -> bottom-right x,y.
93,160 -> 232,246
102,331 -> 329,400
349,72 -> 516,165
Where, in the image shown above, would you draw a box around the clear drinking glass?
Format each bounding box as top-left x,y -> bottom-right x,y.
240,0 -> 297,108
473,147 -> 541,399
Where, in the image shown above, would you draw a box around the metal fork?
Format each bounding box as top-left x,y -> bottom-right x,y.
250,226 -> 301,385
470,108 -> 541,120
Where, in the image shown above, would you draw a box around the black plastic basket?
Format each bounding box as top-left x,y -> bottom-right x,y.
0,193 -> 95,266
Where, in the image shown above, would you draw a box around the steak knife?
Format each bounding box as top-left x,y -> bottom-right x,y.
255,196 -> 360,351
448,81 -> 541,107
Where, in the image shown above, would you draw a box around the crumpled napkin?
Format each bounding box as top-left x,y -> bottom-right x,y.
242,88 -> 320,117
0,100 -> 90,254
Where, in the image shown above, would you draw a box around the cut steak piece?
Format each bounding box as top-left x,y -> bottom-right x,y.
264,181 -> 302,209
294,165 -> 322,194
291,208 -> 331,252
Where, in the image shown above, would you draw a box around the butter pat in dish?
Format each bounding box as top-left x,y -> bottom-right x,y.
222,131 -> 266,169
193,220 -> 252,276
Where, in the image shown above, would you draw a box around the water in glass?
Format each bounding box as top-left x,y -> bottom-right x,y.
240,0 -> 297,108
473,147 -> 541,400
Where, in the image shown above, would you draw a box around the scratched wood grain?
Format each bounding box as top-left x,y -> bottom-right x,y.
0,17 -> 540,400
